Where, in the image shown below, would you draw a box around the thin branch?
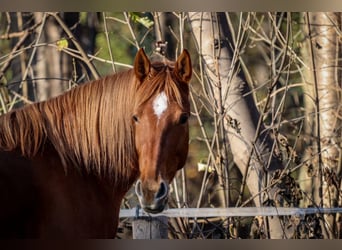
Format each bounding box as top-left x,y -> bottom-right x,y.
123,12 -> 140,49
102,12 -> 117,73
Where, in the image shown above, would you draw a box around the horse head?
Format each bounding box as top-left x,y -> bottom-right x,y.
133,48 -> 192,213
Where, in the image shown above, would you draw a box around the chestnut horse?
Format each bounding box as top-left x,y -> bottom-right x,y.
0,49 -> 191,238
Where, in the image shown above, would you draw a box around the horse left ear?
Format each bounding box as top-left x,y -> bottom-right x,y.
175,49 -> 192,83
134,48 -> 150,82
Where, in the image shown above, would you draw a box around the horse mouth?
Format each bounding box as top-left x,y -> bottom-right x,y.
141,198 -> 168,214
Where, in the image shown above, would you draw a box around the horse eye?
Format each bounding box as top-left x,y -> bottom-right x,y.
133,115 -> 139,123
179,113 -> 189,125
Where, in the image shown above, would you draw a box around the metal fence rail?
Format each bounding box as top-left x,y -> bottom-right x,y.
119,207 -> 342,218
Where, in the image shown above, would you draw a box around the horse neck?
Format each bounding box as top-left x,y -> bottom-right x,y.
36,71 -> 139,183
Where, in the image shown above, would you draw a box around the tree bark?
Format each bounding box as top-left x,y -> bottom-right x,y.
33,12 -> 65,101
306,12 -> 342,239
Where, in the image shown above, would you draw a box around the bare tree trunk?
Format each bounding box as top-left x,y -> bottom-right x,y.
7,12 -> 36,105
32,12 -> 99,102
33,12 -> 65,101
305,12 -> 342,239
188,12 -> 285,238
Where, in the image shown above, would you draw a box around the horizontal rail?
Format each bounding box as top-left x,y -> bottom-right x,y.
119,207 -> 342,218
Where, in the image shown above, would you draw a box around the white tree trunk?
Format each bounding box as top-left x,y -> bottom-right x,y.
306,12 -> 342,239
34,13 -> 65,101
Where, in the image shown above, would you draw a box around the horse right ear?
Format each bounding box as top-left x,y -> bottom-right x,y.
134,48 -> 150,82
174,49 -> 192,83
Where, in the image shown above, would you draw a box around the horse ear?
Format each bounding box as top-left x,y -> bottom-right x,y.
175,49 -> 192,83
134,48 -> 150,82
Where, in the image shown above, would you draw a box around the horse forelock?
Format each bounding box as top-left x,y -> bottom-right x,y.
134,62 -> 189,113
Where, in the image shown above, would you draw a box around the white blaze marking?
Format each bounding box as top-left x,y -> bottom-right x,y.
153,91 -> 168,119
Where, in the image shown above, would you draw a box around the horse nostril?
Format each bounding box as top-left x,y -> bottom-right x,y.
135,179 -> 143,197
156,181 -> 168,199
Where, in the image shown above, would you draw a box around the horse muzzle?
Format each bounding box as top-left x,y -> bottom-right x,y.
135,179 -> 169,214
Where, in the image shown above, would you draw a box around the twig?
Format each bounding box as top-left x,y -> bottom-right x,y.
123,12 -> 140,49
102,12 -> 117,73
0,20 -> 42,81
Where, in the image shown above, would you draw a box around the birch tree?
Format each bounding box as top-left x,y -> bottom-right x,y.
303,12 -> 342,239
